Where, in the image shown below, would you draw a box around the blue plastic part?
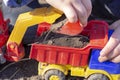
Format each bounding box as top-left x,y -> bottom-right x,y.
89,49 -> 120,74
89,30 -> 120,74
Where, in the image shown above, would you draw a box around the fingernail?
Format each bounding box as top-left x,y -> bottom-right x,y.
100,51 -> 105,57
79,23 -> 83,27
98,56 -> 109,62
98,56 -> 104,62
83,24 -> 87,27
82,21 -> 87,27
79,23 -> 87,27
98,56 -> 107,62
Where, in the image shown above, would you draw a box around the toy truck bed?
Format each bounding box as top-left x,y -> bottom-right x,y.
29,20 -> 108,67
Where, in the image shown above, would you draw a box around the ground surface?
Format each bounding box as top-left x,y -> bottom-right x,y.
0,2 -> 88,80
0,59 -> 39,80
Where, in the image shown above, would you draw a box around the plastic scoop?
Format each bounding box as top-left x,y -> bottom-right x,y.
57,21 -> 83,36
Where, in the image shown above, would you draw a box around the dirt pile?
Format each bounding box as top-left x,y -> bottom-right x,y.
36,32 -> 89,48
35,14 -> 89,48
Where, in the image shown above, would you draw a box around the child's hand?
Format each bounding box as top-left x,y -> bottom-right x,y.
99,20 -> 120,63
45,0 -> 92,26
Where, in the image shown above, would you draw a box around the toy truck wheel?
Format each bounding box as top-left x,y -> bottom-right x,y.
87,73 -> 109,80
44,69 -> 65,80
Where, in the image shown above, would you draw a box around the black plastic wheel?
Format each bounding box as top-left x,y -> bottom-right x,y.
87,73 -> 109,80
44,69 -> 65,80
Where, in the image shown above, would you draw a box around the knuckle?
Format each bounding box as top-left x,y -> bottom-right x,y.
68,15 -> 77,22
114,48 -> 120,54
79,10 -> 87,20
64,0 -> 71,4
114,38 -> 120,43
87,6 -> 92,14
79,13 -> 87,22
80,11 -> 86,17
87,5 -> 92,12
71,0 -> 78,3
111,56 -> 120,63
100,51 -> 105,56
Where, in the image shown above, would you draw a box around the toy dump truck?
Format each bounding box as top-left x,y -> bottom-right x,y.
1,6 -> 120,80
30,20 -> 108,67
29,20 -> 120,80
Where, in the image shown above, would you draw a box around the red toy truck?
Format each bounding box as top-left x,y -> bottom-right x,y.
28,20 -> 120,80
1,7 -> 120,80
30,20 -> 108,67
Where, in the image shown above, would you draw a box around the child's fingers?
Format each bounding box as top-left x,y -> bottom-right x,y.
99,43 -> 120,62
81,0 -> 92,18
111,54 -> 120,63
46,0 -> 92,25
62,4 -> 78,23
46,0 -> 78,22
100,37 -> 118,57
98,37 -> 118,62
45,0 -> 63,10
109,43 -> 120,59
109,20 -> 120,29
99,26 -> 120,62
72,0 -> 87,26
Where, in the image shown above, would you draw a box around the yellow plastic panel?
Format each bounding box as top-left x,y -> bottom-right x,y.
85,67 -> 112,80
7,7 -> 63,45
71,66 -> 85,77
110,74 -> 120,80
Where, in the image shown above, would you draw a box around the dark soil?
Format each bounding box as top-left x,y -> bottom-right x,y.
0,60 -> 39,80
36,32 -> 89,48
35,14 -> 89,48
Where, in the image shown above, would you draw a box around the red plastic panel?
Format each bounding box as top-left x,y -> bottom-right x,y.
30,44 -> 90,66
30,20 -> 108,67
57,21 -> 83,36
0,10 -> 9,48
37,22 -> 51,36
4,42 -> 25,61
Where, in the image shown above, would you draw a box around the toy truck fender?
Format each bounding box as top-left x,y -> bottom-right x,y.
38,62 -> 68,76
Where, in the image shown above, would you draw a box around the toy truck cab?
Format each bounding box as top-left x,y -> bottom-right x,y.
29,20 -> 120,80
88,30 -> 120,80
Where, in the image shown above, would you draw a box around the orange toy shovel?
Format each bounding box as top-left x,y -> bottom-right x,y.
57,21 -> 83,36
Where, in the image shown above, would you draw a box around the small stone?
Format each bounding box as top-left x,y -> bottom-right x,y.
47,40 -> 53,45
